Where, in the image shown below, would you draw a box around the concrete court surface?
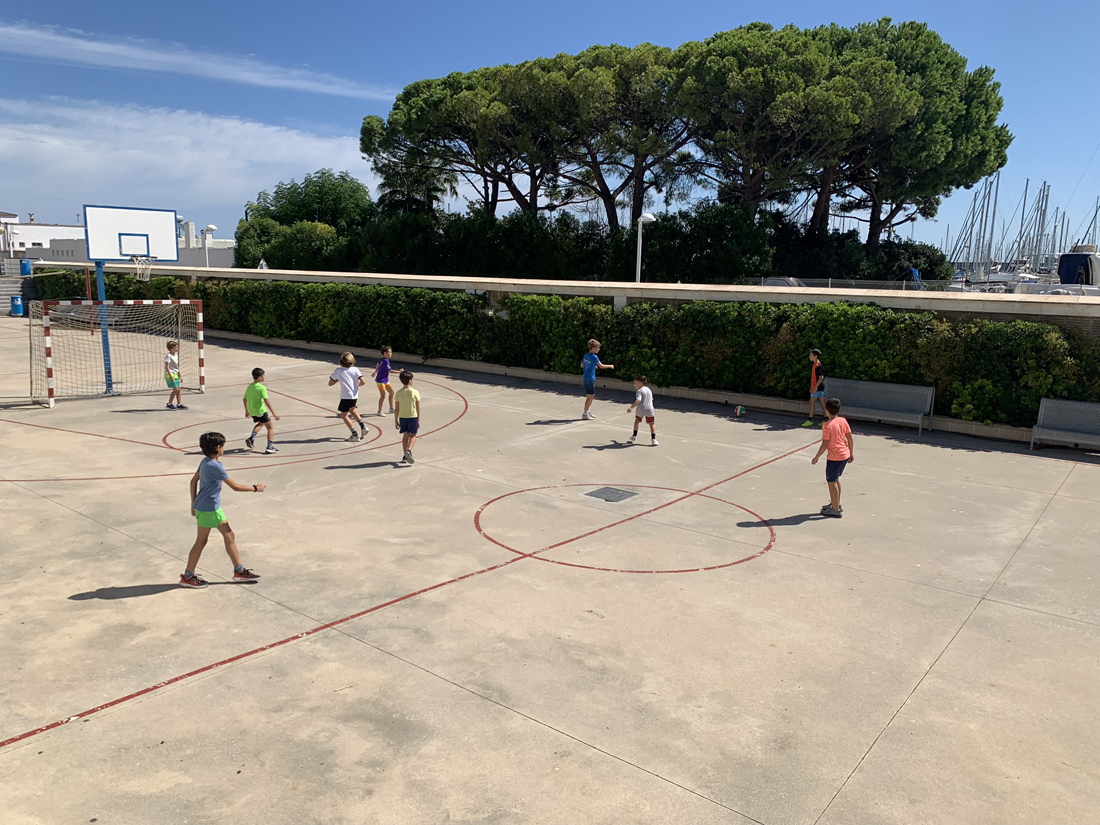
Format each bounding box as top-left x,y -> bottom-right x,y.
0,313 -> 1097,825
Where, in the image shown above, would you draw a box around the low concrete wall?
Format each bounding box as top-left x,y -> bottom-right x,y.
205,329 -> 1035,445
35,261 -> 1100,336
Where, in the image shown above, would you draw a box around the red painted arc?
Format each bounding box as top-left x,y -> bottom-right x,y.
474,484 -> 776,574
0,378 -> 467,483
0,440 -> 812,751
160,413 -> 383,459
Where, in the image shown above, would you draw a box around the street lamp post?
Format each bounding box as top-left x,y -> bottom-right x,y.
200,224 -> 217,268
635,213 -> 656,283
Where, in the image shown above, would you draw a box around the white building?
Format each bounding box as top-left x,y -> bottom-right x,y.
0,213 -> 86,258
3,216 -> 236,268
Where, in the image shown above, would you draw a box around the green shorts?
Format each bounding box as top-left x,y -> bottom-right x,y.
195,508 -> 226,529
165,373 -> 181,388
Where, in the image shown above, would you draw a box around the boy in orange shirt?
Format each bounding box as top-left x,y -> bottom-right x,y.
810,397 -> 853,518
803,348 -> 827,427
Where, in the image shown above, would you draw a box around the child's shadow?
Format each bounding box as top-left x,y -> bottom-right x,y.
737,513 -> 828,528
323,461 -> 404,470
582,440 -> 633,451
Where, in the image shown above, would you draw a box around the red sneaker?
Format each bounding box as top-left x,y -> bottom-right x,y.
233,568 -> 261,582
179,573 -> 208,588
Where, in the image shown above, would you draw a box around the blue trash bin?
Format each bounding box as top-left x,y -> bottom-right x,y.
10,295 -> 23,317
19,259 -> 31,277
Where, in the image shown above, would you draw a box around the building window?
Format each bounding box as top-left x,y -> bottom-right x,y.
31,242 -> 43,248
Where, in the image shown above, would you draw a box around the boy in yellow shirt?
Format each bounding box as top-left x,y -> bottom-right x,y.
394,370 -> 421,464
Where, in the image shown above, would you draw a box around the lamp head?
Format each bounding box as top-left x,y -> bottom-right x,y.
204,224 -> 217,232
638,213 -> 656,224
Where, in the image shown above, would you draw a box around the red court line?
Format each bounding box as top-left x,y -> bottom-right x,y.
0,378 -> 468,483
0,439 -> 808,751
0,417 -> 181,452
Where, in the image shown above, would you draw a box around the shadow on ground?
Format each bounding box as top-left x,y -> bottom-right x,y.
68,582 -> 246,600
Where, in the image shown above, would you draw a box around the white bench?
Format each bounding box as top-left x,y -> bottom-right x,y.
1030,398 -> 1100,450
823,377 -> 936,435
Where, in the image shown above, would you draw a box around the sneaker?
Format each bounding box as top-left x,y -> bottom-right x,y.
405,450 -> 415,464
628,434 -> 637,443
166,404 -> 177,410
821,503 -> 844,513
359,421 -> 367,436
400,450 -> 410,463
581,411 -> 591,420
175,404 -> 188,410
651,438 -> 659,446
245,437 -> 255,450
346,432 -> 360,442
264,444 -> 279,454
821,507 -> 843,518
801,420 -> 815,428
387,407 -> 396,414
179,572 -> 208,588
233,567 -> 261,582
377,410 -> 385,417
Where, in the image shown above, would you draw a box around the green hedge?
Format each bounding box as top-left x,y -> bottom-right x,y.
34,271 -> 1100,427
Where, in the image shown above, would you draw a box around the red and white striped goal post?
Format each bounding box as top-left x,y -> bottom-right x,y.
39,299 -> 205,406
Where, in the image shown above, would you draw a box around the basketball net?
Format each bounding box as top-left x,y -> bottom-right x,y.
131,256 -> 156,282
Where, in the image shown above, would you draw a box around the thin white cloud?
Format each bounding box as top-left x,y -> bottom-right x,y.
0,97 -> 377,228
0,21 -> 396,101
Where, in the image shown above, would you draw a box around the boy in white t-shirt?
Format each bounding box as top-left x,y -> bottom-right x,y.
627,375 -> 658,446
328,352 -> 367,441
164,340 -> 186,410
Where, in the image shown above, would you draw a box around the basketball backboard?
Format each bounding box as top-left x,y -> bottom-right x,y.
84,205 -> 180,262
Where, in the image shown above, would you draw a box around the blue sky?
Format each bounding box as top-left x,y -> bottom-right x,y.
2,0 -> 1099,251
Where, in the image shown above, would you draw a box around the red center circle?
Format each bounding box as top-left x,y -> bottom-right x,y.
474,483 -> 776,574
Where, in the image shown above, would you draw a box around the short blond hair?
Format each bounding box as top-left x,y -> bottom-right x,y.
339,352 -> 355,367
587,338 -> 600,350
166,340 -> 178,351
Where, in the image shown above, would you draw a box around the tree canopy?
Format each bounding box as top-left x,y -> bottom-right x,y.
360,18 -> 1010,244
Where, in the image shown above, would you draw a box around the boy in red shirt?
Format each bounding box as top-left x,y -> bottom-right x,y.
811,397 -> 853,518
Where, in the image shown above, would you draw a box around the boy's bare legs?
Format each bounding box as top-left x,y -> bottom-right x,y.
583,393 -> 595,413
828,480 -> 841,511
402,432 -> 418,453
340,411 -> 355,432
264,421 -> 275,442
376,384 -> 386,414
186,526 -> 212,573
217,521 -> 242,567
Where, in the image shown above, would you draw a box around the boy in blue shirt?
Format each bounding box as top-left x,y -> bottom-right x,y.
181,431 -> 265,588
581,338 -> 614,420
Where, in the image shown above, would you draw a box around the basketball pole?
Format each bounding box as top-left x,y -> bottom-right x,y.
95,261 -> 114,394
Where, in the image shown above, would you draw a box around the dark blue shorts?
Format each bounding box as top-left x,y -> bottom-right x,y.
399,417 -> 419,435
583,380 -> 596,395
825,459 -> 848,483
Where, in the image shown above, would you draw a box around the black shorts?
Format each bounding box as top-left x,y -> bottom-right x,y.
338,398 -> 358,413
825,459 -> 848,483
251,413 -> 271,425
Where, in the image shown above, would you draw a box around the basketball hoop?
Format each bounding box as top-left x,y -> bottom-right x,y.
131,256 -> 156,282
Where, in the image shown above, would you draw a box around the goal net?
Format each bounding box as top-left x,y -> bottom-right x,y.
29,300 -> 205,407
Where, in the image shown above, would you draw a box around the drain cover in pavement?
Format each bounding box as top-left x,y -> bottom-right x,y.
585,486 -> 638,503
